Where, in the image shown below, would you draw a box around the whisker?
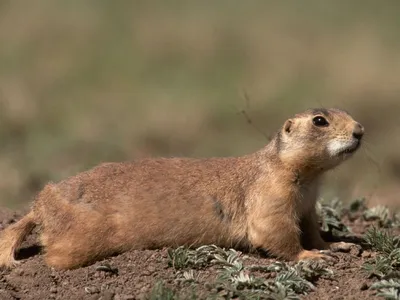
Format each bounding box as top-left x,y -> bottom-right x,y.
360,141 -> 382,174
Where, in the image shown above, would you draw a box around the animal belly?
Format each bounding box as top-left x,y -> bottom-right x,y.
116,208 -> 235,249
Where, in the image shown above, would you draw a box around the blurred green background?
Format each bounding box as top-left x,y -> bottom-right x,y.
0,0 -> 399,209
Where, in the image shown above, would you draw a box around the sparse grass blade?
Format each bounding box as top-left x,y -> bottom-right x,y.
364,227 -> 400,255
168,247 -> 191,270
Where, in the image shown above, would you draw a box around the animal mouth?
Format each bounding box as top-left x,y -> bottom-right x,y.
338,141 -> 361,155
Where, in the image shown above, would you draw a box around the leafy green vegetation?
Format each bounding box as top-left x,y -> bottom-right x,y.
364,227 -> 400,256
317,198 -> 351,237
213,260 -> 332,300
164,227 -> 338,299
166,243 -> 333,300
362,227 -> 400,283
371,280 -> 400,300
167,245 -> 243,271
357,205 -> 400,300
364,206 -> 400,229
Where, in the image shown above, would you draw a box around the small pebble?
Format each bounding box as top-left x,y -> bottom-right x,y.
50,287 -> 57,293
330,242 -> 353,253
361,251 -> 372,259
14,269 -> 24,276
350,245 -> 363,256
85,286 -> 100,294
96,264 -> 118,275
360,282 -> 369,291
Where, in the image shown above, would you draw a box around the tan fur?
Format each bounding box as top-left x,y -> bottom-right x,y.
0,108 -> 364,269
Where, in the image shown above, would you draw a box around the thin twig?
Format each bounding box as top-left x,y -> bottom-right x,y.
238,90 -> 271,141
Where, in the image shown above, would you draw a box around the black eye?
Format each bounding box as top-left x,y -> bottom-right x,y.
312,116 -> 329,127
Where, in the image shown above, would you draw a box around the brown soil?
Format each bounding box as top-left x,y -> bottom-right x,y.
0,208 -> 386,300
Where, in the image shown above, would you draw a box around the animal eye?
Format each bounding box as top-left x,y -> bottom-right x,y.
312,116 -> 329,127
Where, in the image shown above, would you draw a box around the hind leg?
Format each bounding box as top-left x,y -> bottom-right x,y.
45,243 -> 83,269
35,184 -> 131,269
40,219 -> 120,270
42,230 -> 116,269
44,240 -> 93,269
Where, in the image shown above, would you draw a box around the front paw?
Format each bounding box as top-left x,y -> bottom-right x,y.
296,249 -> 337,263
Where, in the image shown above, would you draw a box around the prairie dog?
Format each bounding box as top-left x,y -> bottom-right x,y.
0,108 -> 364,269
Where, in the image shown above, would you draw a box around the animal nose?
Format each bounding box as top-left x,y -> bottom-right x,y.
352,122 -> 364,140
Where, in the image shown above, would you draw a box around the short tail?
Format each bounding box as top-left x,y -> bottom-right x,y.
0,211 -> 36,268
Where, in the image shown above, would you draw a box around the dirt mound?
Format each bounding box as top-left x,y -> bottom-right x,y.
0,200 -> 397,300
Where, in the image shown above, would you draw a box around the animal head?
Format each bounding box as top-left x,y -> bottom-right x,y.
278,108 -> 364,173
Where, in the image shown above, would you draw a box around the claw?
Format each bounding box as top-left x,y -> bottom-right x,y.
296,249 -> 337,263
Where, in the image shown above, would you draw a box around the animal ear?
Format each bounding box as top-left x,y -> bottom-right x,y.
283,119 -> 293,134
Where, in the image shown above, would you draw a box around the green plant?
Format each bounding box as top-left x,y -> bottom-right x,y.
167,247 -> 192,270
212,255 -> 332,299
364,227 -> 400,256
168,245 -> 232,270
362,226 -> 400,299
294,260 -> 334,281
364,205 -> 392,228
362,227 -> 400,280
166,243 -> 333,299
363,256 -> 394,279
212,248 -> 244,278
176,269 -> 199,284
316,198 -> 351,237
370,279 -> 400,300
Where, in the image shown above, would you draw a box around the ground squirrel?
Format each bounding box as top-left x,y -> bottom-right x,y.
0,108 -> 364,270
